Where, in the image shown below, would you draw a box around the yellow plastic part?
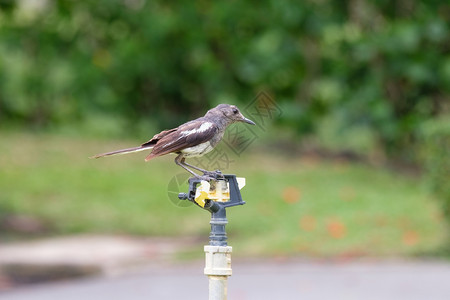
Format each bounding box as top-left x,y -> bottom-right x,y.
208,180 -> 230,203
194,179 -> 233,207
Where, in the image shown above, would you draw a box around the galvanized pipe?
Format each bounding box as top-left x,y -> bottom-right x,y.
204,245 -> 232,300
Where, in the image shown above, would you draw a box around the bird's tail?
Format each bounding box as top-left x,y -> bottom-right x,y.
90,145 -> 153,159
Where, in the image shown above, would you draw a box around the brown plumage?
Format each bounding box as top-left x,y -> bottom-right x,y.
91,104 -> 255,178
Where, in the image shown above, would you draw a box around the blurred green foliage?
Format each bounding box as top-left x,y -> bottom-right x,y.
422,117 -> 450,226
0,0 -> 449,253
0,0 -> 448,159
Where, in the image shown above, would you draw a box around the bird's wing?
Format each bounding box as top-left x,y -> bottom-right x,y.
145,120 -> 218,161
141,128 -> 178,147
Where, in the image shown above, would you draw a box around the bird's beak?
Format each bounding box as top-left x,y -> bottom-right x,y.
242,117 -> 256,125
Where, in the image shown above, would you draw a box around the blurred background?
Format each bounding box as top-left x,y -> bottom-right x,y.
0,0 -> 449,293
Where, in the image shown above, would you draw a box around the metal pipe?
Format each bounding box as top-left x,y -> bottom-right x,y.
204,245 -> 232,300
208,276 -> 228,300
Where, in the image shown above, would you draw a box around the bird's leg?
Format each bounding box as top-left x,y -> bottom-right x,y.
182,161 -> 209,174
175,154 -> 202,178
183,160 -> 224,180
175,154 -> 218,181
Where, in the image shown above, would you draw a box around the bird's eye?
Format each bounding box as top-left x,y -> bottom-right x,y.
232,108 -> 238,114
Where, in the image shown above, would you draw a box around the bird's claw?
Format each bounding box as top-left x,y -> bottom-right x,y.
208,170 -> 225,180
197,170 -> 224,181
198,175 -> 215,181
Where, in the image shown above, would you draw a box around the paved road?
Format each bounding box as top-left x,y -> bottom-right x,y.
1,259 -> 450,300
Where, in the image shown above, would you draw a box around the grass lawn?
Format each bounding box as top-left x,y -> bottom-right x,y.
0,130 -> 445,258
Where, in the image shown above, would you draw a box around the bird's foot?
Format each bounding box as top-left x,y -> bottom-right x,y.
198,170 -> 224,181
198,175 -> 215,182
206,170 -> 225,180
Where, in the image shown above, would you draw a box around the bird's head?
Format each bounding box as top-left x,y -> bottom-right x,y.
206,104 -> 256,125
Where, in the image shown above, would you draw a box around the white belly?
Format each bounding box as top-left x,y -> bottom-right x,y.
181,142 -> 214,157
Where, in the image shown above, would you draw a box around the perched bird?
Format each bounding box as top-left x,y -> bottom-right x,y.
91,104 -> 255,178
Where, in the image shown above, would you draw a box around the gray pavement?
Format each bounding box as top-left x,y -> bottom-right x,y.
1,259 -> 450,300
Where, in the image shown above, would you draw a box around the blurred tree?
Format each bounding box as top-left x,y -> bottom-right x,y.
0,0 -> 448,161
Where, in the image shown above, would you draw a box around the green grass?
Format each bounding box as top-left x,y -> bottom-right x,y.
0,130 -> 445,258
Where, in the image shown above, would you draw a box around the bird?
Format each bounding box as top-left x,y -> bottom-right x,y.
91,104 -> 256,179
